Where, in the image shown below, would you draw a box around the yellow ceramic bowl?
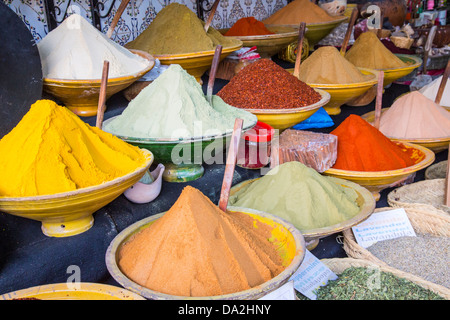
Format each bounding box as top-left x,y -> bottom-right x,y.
105,206 -> 306,300
323,142 -> 435,201
229,176 -> 375,250
221,25 -> 299,58
361,108 -> 450,153
302,16 -> 349,47
346,54 -> 423,107
0,283 -> 145,300
241,88 -> 330,130
287,67 -> 378,115
154,42 -> 243,84
42,50 -> 155,117
0,149 -> 153,238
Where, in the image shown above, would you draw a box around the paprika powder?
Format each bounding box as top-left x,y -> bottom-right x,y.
224,17 -> 274,36
330,114 -> 417,172
217,59 -> 321,110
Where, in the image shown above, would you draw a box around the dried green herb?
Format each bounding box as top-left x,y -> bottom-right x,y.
297,267 -> 444,300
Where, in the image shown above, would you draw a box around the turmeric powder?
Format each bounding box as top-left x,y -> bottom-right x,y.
0,99 -> 147,197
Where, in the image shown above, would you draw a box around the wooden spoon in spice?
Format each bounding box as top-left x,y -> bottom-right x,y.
373,70 -> 385,130
96,60 -> 110,129
422,25 -> 437,75
446,146 -> 450,206
106,0 -> 131,39
340,7 -> 359,56
434,58 -> 450,105
207,45 -> 223,106
218,118 -> 243,212
203,0 -> 221,33
293,22 -> 306,79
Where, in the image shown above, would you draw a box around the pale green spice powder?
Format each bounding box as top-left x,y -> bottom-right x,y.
103,64 -> 256,139
229,161 -> 361,231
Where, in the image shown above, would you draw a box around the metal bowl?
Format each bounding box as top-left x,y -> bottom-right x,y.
105,206 -> 306,300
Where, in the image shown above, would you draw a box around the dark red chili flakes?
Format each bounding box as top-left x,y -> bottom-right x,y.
217,59 -> 322,110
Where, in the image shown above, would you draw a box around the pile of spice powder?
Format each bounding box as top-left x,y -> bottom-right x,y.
301,267 -> 445,300
366,233 -> 450,289
379,91 -> 450,139
125,3 -> 239,55
0,100 -> 147,197
330,114 -> 417,172
298,46 -> 374,84
224,17 -> 274,36
229,161 -> 360,231
118,186 -> 286,297
217,59 -> 322,110
263,0 -> 340,24
345,31 -> 408,70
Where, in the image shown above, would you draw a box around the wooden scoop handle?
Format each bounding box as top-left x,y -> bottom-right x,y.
293,22 -> 306,79
96,61 -> 109,129
219,118 -> 244,212
340,7 -> 358,56
204,0 -> 221,33
106,0 -> 131,39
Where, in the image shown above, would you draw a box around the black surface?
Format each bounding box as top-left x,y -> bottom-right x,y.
0,2 -> 42,139
0,56 -> 448,296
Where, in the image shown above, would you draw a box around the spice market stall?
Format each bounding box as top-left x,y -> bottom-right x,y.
0,0 -> 449,302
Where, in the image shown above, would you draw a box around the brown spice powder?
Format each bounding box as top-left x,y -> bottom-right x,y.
118,186 -> 285,297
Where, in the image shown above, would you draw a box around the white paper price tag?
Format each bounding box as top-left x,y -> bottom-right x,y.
289,250 -> 337,300
258,281 -> 296,300
351,208 -> 416,248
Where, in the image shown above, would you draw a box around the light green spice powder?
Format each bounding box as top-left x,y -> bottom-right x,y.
229,161 -> 361,231
103,64 -> 256,139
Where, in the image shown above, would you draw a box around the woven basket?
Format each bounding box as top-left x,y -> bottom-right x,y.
342,207 -> 450,298
425,160 -> 448,180
321,257 -> 450,299
387,179 -> 450,215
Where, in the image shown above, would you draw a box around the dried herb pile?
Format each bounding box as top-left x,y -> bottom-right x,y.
298,267 -> 445,300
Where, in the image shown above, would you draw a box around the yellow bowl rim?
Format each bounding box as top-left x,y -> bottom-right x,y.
0,282 -> 146,300
42,49 -> 155,84
287,67 -> 379,89
0,149 -> 153,202
266,15 -> 348,28
229,176 -> 376,238
324,141 -> 436,178
220,24 -> 300,40
240,88 -> 330,114
105,206 -> 306,300
153,41 -> 243,60
380,54 -> 423,73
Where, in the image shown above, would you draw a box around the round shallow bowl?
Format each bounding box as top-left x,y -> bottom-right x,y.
323,142 -> 435,201
361,108 -> 450,153
42,50 -> 155,117
0,283 -> 145,300
287,68 -> 378,115
106,206 -> 306,300
229,176 -> 375,250
346,54 -> 422,107
220,25 -> 299,58
154,42 -> 243,84
0,149 -> 153,237
102,117 -> 257,182
240,88 -> 330,130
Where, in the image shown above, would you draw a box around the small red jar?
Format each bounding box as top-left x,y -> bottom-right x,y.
237,121 -> 274,169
